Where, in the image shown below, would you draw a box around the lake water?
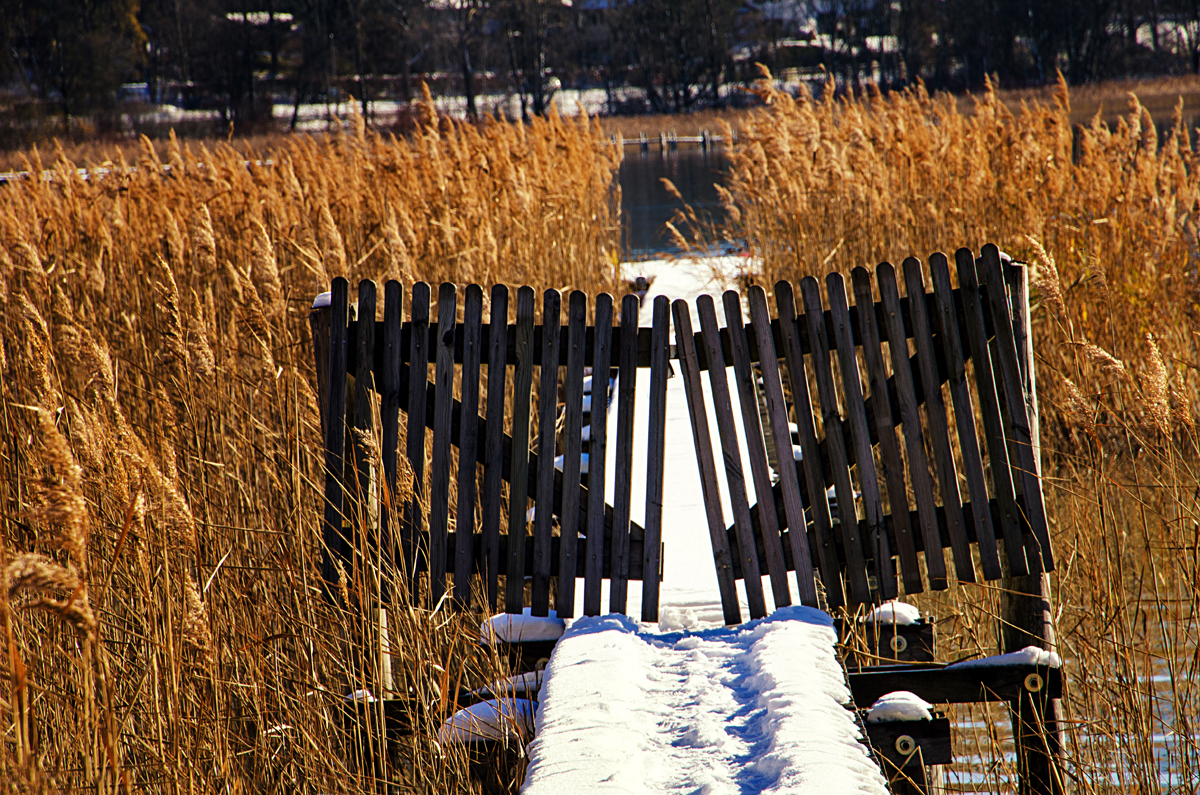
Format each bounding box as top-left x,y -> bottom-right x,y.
618,146 -> 729,258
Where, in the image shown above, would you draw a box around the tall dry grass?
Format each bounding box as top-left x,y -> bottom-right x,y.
0,98 -> 619,792
715,69 -> 1200,792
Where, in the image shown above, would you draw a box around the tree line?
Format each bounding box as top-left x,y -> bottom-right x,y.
4,0 -> 1200,132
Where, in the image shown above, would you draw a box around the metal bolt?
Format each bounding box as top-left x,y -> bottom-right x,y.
894,734 -> 917,756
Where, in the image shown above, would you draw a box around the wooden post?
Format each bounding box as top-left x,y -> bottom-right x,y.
1003,259 -> 1065,795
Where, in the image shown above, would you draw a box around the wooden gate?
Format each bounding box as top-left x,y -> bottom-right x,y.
311,279 -> 669,620
672,245 -> 1053,621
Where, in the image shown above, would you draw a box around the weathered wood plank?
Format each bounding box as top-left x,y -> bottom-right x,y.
747,286 -> 818,607
954,249 -> 1027,576
322,278 -> 350,596
848,664 -> 1063,706
354,281 -> 377,546
609,294 -> 639,613
697,294 -> 768,619
877,263 -> 948,590
380,281 -> 403,599
641,295 -> 670,622
506,287 -> 536,613
929,254 -> 1002,581
481,285 -> 509,610
672,299 -> 741,625
980,245 -> 1054,572
851,268 -> 922,594
429,284 -> 457,605
532,290 -> 562,616
902,258 -> 975,584
557,291 -> 587,618
800,276 -> 872,606
584,294 -> 614,616
723,290 -> 792,609
827,272 -> 895,601
774,280 -> 843,607
455,285 -> 484,605
405,282 -> 431,590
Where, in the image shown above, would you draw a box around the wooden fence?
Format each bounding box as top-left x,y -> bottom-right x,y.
311,281 -> 670,620
671,245 -> 1053,622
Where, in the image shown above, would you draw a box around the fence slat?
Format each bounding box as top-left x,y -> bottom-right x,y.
609,294 -> 639,613
929,254 -> 1001,580
584,294 -> 614,616
422,284 -> 452,608
557,291 -> 587,618
641,295 -> 669,622
481,286 -> 509,610
354,281 -> 377,546
747,286 -> 819,607
405,283 -> 430,591
902,258 -> 976,584
774,280 -> 843,607
800,277 -> 872,606
322,278 -> 350,597
981,246 -> 1054,572
672,300 -> 741,625
380,281 -> 404,599
877,263 -> 948,590
850,268 -> 923,595
723,290 -> 792,609
454,285 -> 483,605
697,294 -> 768,619
532,290 -> 562,616
955,249 -> 1028,576
828,273 -> 895,601
506,287 -> 537,613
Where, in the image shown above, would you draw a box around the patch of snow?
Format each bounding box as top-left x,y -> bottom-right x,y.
344,689 -> 375,703
865,601 -> 921,626
439,698 -> 536,743
553,453 -> 589,474
866,691 -> 933,723
480,608 -> 566,644
582,394 -> 592,413
657,606 -> 701,632
580,424 -> 591,441
582,375 -> 593,394
793,444 -> 804,461
312,291 -> 331,309
523,608 -> 889,794
947,646 -> 1062,669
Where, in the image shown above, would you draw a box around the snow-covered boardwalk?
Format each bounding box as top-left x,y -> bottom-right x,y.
520,258 -> 889,794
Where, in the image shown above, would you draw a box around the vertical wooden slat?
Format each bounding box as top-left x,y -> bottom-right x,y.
902,257 -> 975,584
322,278 -> 350,598
671,299 -> 741,625
982,246 -> 1054,572
506,287 -> 536,613
429,283 -> 457,606
928,254 -> 1002,580
799,277 -> 872,606
641,295 -> 670,622
380,281 -> 404,600
877,263 -> 948,590
454,285 -> 484,605
354,280 -> 377,598
532,290 -> 561,617
722,290 -> 792,609
827,273 -> 895,601
557,291 -> 587,618
584,294 -> 613,616
774,280 -> 843,607
955,248 -> 1027,576
747,286 -> 818,607
850,268 -> 923,594
697,294 -> 768,619
481,285 -> 510,610
405,282 -> 430,590
609,294 -> 639,614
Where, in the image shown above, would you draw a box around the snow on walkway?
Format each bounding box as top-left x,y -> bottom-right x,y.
519,257 -> 888,794
523,607 -> 888,795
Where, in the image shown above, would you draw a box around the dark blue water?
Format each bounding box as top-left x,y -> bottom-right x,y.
619,147 -> 729,257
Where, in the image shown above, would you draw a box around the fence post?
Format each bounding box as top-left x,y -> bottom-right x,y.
1003,260 -> 1065,795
